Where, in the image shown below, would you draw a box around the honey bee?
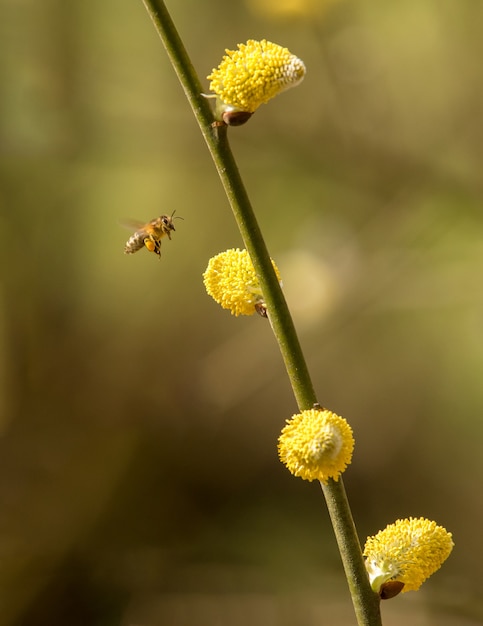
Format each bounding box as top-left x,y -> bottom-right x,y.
123,211 -> 181,258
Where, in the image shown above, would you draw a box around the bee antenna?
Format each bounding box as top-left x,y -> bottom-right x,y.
171,210 -> 184,221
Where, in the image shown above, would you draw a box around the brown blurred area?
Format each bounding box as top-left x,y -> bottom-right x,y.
1,0 -> 483,624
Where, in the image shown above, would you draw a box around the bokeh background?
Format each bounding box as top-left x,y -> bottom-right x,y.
1,0 -> 483,624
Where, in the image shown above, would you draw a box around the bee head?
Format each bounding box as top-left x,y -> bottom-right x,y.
166,210 -> 184,232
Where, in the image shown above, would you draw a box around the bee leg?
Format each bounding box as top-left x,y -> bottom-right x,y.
144,236 -> 157,254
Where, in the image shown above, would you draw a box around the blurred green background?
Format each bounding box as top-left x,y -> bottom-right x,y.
1,0 -> 482,624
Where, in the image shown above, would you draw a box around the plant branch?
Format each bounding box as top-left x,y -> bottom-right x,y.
140,1 -> 382,624
321,479 -> 382,625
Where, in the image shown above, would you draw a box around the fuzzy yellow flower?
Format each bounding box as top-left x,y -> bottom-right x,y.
207,39 -> 306,124
364,518 -> 454,598
278,409 -> 354,483
203,248 -> 281,317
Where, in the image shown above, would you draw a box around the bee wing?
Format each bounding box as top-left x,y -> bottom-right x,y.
120,218 -> 148,232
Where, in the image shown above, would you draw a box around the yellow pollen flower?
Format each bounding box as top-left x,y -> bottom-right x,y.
364,517 -> 454,597
207,39 -> 306,118
278,409 -> 354,483
203,248 -> 281,317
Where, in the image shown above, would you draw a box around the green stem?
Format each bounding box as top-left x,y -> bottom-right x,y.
141,2 -> 382,624
141,0 -> 214,137
321,479 -> 382,625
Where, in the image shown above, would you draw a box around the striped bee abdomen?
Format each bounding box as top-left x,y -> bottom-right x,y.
124,231 -> 147,255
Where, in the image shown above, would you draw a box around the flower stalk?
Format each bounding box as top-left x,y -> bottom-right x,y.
322,479 -> 382,623
141,1 -> 382,624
